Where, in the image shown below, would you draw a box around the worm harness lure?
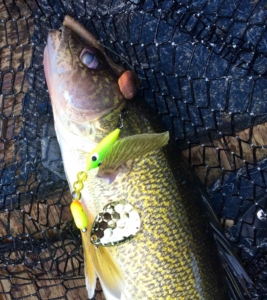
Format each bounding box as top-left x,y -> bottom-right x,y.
69,112 -> 125,233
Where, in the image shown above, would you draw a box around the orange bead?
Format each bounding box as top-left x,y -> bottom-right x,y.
118,70 -> 140,100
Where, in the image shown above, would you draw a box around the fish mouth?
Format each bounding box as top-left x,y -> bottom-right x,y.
47,29 -> 61,53
43,29 -> 61,94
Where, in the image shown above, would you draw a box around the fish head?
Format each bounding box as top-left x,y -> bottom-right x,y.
43,25 -> 125,150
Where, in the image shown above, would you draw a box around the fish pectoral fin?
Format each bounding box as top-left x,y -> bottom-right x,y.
98,131 -> 169,174
91,245 -> 124,299
82,230 -> 124,299
82,231 -> 97,299
81,209 -> 124,299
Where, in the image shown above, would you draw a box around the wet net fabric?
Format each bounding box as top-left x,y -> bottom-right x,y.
1,0 -> 267,298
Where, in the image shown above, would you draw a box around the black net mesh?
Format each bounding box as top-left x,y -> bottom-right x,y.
1,0 -> 267,298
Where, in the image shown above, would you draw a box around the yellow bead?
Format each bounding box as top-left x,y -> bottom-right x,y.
73,180 -> 84,192
70,200 -> 88,230
77,171 -> 87,182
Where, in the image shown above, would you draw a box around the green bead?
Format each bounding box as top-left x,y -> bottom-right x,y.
86,128 -> 120,171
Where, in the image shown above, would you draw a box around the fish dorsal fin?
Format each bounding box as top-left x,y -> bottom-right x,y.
98,131 -> 169,175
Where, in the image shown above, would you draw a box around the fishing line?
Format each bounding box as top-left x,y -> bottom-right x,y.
96,40 -> 135,71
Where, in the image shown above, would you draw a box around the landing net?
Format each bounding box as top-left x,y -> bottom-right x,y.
1,0 -> 267,298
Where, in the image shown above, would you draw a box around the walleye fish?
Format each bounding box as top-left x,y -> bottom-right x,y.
43,15 -> 253,300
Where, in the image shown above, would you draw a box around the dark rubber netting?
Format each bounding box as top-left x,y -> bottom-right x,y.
1,0 -> 267,299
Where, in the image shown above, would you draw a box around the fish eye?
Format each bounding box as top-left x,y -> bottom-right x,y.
80,49 -> 98,69
82,52 -> 94,64
91,153 -> 99,161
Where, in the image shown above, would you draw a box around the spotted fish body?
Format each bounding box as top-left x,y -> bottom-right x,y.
43,17 -> 228,300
